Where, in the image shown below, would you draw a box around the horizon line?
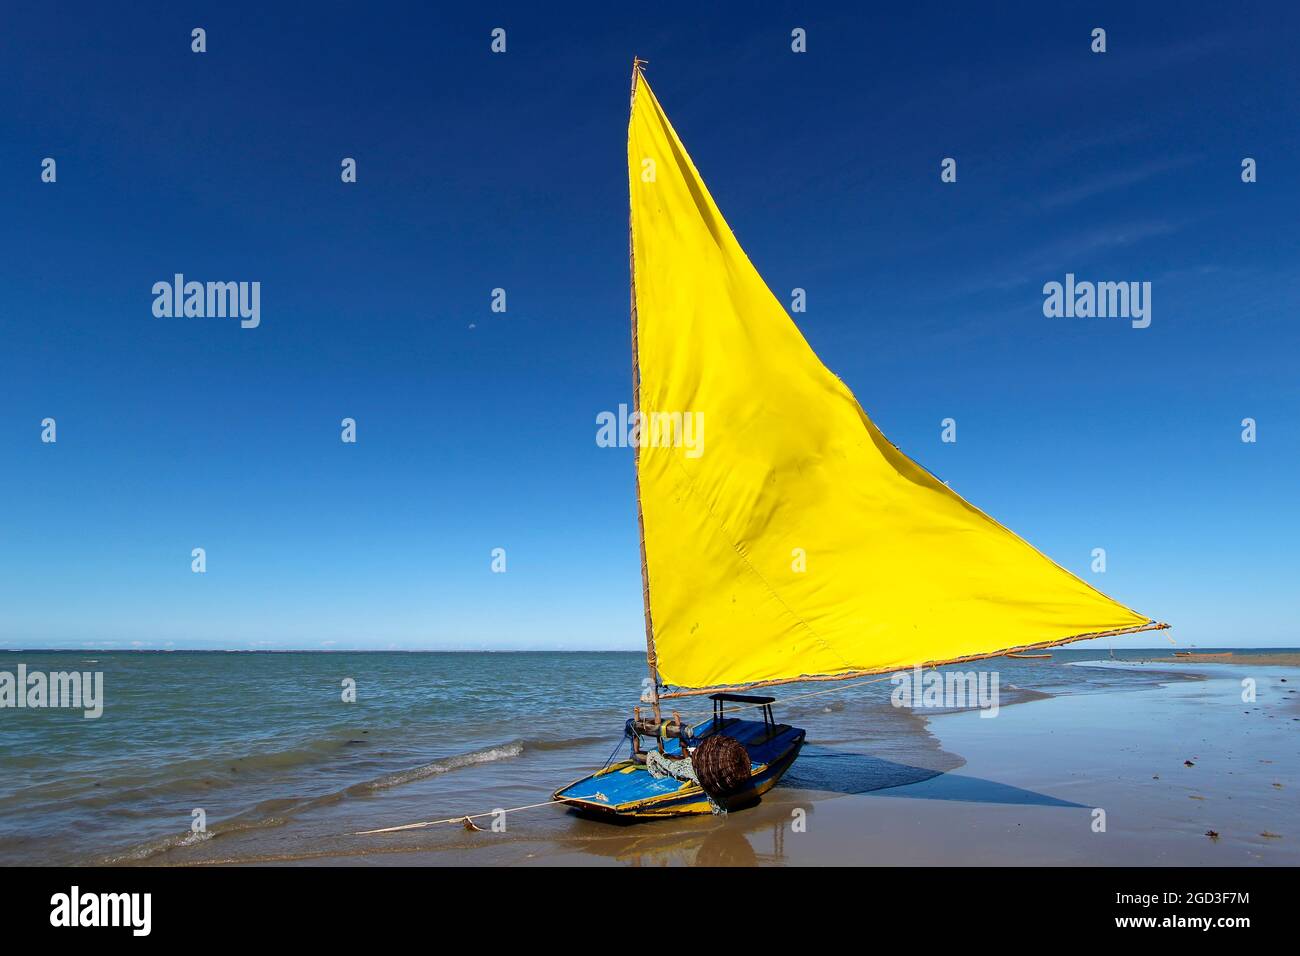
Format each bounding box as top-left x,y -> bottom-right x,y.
3,645 -> 1297,654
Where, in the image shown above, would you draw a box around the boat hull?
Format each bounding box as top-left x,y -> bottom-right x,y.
553,718 -> 805,820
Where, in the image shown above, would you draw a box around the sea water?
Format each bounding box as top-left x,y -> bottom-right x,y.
0,648 -> 1223,865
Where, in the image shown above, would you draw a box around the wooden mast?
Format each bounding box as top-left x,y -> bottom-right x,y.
628,56 -> 662,725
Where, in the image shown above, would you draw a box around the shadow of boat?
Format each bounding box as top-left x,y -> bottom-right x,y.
787,745 -> 1086,808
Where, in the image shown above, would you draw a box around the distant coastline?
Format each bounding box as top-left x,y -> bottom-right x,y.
1149,651 -> 1300,666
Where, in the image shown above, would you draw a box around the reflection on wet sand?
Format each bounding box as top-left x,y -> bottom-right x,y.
556,797 -> 801,866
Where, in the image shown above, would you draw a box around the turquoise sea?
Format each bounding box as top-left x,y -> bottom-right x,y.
0,648 -> 1266,865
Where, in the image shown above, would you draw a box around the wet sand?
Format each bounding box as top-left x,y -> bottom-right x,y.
258,662 -> 1298,867
751,665 -> 1298,866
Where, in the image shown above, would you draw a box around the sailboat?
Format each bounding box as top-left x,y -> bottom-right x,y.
553,61 -> 1169,821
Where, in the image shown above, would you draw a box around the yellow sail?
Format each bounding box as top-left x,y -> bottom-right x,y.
627,68 -> 1165,695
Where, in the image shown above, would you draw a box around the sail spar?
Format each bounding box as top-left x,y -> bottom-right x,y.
627,68 -> 1166,696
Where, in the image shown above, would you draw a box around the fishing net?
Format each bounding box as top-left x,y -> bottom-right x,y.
645,749 -> 725,815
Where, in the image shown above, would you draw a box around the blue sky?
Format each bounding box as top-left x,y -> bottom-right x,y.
1,2 -> 1297,649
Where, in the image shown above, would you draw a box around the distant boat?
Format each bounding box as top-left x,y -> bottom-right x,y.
553,61 -> 1170,821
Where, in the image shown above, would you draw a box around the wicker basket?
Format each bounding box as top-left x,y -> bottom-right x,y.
691,735 -> 751,797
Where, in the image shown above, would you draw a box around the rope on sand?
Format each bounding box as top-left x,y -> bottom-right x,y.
355,799 -> 565,835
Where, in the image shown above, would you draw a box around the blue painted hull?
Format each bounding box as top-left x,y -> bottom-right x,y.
553,717 -> 805,820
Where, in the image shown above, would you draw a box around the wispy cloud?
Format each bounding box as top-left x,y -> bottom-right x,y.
1037,155 -> 1200,211
941,218 -> 1187,298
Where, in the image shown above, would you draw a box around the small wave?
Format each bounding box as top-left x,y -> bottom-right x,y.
528,734 -> 610,752
355,734 -> 610,792
98,826 -> 215,864
358,741 -> 525,791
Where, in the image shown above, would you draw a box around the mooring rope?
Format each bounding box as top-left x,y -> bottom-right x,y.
355,799 -> 566,835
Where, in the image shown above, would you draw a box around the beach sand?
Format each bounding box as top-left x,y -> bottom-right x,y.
230,661 -> 1297,867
